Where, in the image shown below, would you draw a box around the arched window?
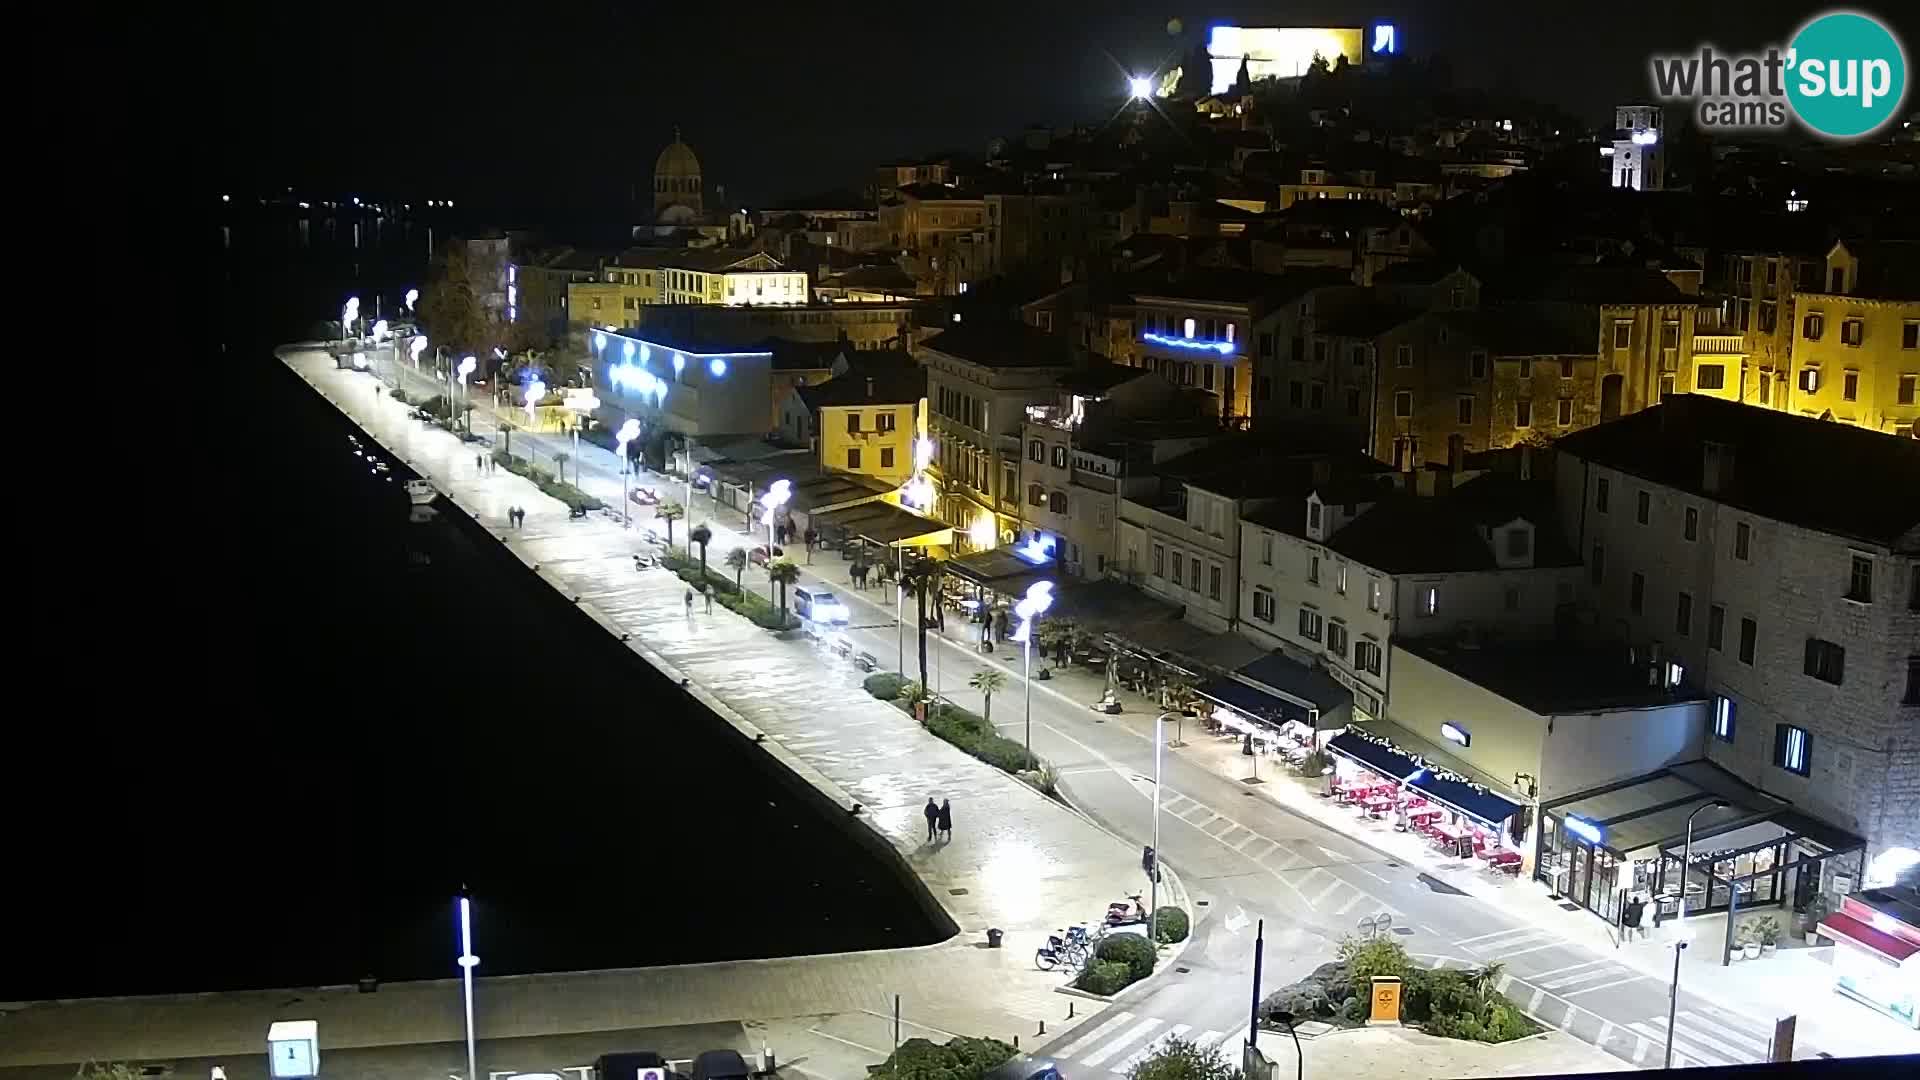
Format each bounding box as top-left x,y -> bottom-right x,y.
1028,484 -> 1045,506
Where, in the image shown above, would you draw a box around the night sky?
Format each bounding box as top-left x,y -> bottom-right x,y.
199,1 -> 1909,215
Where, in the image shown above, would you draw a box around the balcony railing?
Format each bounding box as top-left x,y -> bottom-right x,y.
1694,334 -> 1747,355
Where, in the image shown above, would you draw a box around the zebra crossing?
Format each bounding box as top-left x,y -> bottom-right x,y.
1622,1008 -> 1788,1070
1155,792 -> 1398,921
1045,1011 -> 1251,1075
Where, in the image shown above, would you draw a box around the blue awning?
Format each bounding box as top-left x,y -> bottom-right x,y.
1196,676 -> 1310,728
1411,771 -> 1522,826
1326,731 -> 1420,782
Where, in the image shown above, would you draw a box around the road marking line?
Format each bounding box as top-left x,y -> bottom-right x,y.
1562,974 -> 1654,997
1223,1027 -> 1251,1052
806,1027 -> 886,1056
1594,1020 -> 1616,1049
1082,1017 -> 1163,1068
1331,891 -> 1366,915
1235,835 -> 1271,854
1112,1025 -> 1192,1074
1681,1010 -> 1775,1050
1456,926 -> 1538,947
1311,878 -> 1346,907
1055,1012 -> 1136,1059
1527,987 -> 1545,1013
1629,1020 -> 1737,1067
1631,1034 -> 1652,1064
1488,940 -> 1567,960
1190,1030 -> 1226,1051
1528,959 -> 1610,982
1675,1012 -> 1770,1058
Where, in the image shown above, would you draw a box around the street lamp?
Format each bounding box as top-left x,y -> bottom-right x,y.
1267,1011 -> 1304,1080
524,378 -> 545,427
1664,798 -> 1730,1069
1128,75 -> 1154,99
760,479 -> 793,595
616,418 -> 641,525
404,287 -> 419,314
457,355 -> 476,434
411,335 -> 428,371
1149,710 -> 1179,944
341,296 -> 359,351
1011,581 -> 1055,762
455,888 -> 479,1080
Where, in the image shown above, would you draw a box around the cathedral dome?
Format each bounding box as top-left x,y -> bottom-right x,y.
655,133 -> 701,181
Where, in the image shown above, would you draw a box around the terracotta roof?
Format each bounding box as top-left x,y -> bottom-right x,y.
920,322 -> 1071,369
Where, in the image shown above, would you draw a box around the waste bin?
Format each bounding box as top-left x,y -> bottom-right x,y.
986,928 -> 1004,948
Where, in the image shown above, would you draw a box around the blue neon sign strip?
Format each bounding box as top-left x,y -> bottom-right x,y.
1564,816 -> 1604,844
1143,331 -> 1235,356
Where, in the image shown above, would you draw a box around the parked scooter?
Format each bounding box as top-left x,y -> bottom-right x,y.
1103,895 -> 1148,927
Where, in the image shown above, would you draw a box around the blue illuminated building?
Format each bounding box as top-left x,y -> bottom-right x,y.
597,327 -> 773,438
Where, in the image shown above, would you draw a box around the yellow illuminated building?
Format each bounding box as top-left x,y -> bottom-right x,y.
792,366 -> 929,487
1207,26 -> 1363,92
1789,240 -> 1920,437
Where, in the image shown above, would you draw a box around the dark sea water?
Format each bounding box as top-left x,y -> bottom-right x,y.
0,207 -> 939,1001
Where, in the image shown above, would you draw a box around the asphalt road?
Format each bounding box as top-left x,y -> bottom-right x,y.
392,368 -> 1801,1074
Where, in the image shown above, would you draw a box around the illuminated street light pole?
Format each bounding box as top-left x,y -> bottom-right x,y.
1148,711 -> 1181,944
616,418 -> 641,527
455,889 -> 479,1080
404,287 -> 419,316
1128,75 -> 1153,99
1664,798 -> 1730,1069
1012,581 -> 1055,762
457,355 -> 476,436
341,296 -> 359,357
760,479 -> 793,598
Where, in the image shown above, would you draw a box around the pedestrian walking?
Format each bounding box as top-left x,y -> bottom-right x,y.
684,587 -> 694,616
937,798 -> 953,841
476,452 -> 484,471
923,798 -> 939,841
703,584 -> 713,613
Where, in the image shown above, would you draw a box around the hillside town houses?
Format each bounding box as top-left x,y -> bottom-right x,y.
451,56 -> 1920,992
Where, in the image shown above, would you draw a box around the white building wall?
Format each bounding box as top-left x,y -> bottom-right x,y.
1557,451 -> 1920,878
1239,521 -> 1582,720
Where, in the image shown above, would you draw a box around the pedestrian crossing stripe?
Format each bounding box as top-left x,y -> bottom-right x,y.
1080,1017 -> 1162,1068
1627,1016 -> 1762,1068
1188,1030 -> 1226,1051
1054,1012 -> 1135,1060
1110,1025 -> 1192,1074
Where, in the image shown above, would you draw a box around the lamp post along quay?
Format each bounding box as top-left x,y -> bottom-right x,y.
616,419 -> 641,526
455,889 -> 479,1080
1011,581 -> 1054,762
760,479 -> 792,595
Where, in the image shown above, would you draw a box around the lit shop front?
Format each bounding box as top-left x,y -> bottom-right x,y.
1190,654 -> 1353,769
1817,889 -> 1920,1029
1537,761 -> 1865,942
1323,725 -> 1528,868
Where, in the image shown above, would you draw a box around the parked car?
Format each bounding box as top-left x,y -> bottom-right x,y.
690,1050 -> 750,1080
984,1056 -> 1062,1080
595,1051 -> 674,1080
748,544 -> 785,566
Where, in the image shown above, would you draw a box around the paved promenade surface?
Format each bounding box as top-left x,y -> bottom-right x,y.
0,351 -> 1156,1072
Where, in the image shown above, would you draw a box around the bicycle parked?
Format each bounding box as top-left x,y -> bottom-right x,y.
1034,924 -> 1097,971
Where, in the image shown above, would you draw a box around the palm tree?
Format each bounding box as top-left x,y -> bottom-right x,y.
656,499 -> 684,546
553,451 -> 572,487
725,546 -> 747,592
690,523 -> 713,581
1468,962 -> 1506,1005
768,557 -> 801,624
969,669 -> 1008,724
898,556 -> 940,690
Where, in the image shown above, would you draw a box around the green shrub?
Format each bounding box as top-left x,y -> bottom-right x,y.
657,551 -> 795,630
863,672 -> 908,700
868,1035 -> 1017,1080
1152,906 -> 1190,944
490,449 -> 604,512
1340,996 -> 1367,1024
1337,934 -> 1410,983
1096,933 -> 1157,982
925,703 -> 1039,774
1293,748 -> 1330,777
1074,961 -> 1134,996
